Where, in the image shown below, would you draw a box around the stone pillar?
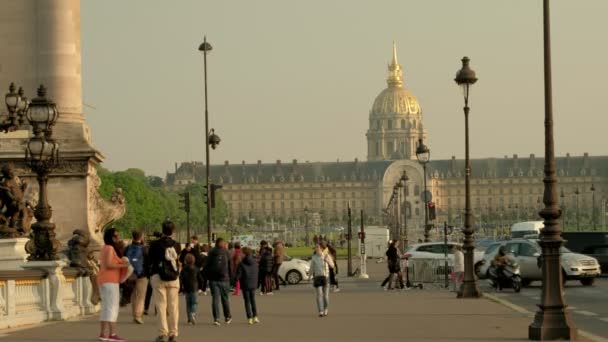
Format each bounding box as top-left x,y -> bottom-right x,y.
77,275 -> 97,315
22,260 -> 67,320
0,238 -> 29,270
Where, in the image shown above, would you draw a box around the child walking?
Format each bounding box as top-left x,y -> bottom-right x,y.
236,247 -> 260,325
180,253 -> 204,325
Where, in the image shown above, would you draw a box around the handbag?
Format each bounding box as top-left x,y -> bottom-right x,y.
313,275 -> 327,287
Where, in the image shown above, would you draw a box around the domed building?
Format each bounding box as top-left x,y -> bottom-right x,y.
367,42 -> 427,161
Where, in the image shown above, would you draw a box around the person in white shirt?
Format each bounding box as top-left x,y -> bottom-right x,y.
310,244 -> 335,317
452,245 -> 465,292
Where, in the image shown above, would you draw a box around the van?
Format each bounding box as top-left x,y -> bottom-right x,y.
510,221 -> 544,239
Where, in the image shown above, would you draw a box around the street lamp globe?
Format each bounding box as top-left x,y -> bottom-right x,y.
208,128 -> 221,149
198,37 -> 213,53
415,138 -> 430,164
5,82 -> 20,114
454,56 -> 478,102
26,85 -> 58,137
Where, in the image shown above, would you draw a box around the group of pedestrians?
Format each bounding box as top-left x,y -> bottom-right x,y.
96,219 -> 306,342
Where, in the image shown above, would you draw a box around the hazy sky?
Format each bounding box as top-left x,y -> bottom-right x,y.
81,1 -> 608,177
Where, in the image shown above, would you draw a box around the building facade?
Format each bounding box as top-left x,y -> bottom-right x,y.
166,44 -> 608,240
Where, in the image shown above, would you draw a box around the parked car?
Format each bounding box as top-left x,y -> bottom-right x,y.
404,242 -> 485,271
477,239 -> 601,286
278,255 -> 311,285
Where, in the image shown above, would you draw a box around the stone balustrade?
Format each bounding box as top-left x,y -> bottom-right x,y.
0,261 -> 98,329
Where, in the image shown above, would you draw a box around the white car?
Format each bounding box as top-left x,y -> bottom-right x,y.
404,242 -> 484,263
477,239 -> 601,286
278,255 -> 311,285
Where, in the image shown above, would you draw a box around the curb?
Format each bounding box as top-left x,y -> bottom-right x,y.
483,293 -> 608,342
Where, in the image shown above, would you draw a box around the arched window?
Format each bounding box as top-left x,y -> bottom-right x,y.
414,185 -> 420,196
387,120 -> 393,129
412,120 -> 417,129
401,119 -> 406,129
415,208 -> 420,216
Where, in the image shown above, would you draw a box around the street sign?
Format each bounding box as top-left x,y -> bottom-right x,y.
360,244 -> 366,255
421,190 -> 432,203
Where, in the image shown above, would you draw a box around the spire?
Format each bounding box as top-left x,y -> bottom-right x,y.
387,41 -> 403,87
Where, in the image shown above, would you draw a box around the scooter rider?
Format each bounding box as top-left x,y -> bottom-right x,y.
492,246 -> 514,279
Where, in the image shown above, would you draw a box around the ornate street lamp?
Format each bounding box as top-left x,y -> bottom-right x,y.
198,36 -> 221,244
24,85 -> 61,261
528,1 -> 577,339
560,189 -> 566,229
3,83 -> 29,132
574,187 -> 580,231
400,170 -> 409,247
415,138 -> 430,242
394,183 -> 402,242
454,56 -> 481,298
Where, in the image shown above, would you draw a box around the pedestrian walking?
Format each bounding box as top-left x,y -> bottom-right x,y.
231,242 -> 243,296
271,240 -> 285,290
326,243 -> 340,292
204,237 -> 232,326
147,220 -> 181,342
310,244 -> 334,317
452,245 -> 465,292
258,241 -> 274,295
235,247 -> 261,325
98,227 -> 129,342
179,235 -> 201,265
180,254 -> 204,325
381,240 -> 403,290
124,230 -> 148,324
199,244 -> 210,295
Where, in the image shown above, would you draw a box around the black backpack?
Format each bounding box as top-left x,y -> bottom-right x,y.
204,249 -> 226,280
158,242 -> 179,281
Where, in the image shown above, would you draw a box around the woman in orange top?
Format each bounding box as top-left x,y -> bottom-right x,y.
98,227 -> 129,342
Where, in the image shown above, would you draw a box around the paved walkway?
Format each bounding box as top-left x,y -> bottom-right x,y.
1,261 -> 593,342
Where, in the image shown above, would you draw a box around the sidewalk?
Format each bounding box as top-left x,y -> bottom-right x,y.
2,276 -> 591,342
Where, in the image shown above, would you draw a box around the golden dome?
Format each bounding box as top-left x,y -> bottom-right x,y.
370,42 -> 421,116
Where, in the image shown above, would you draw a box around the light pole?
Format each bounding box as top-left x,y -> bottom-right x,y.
415,138 -> 430,242
591,184 -> 596,230
304,207 -> 309,246
528,1 -> 577,339
560,189 -> 566,229
199,37 -> 221,244
454,56 -> 481,298
574,187 -> 580,231
400,171 -> 409,248
23,85 -> 61,260
394,183 -> 402,242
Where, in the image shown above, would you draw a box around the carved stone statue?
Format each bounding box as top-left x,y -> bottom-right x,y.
67,229 -> 91,272
89,168 -> 126,236
0,163 -> 30,238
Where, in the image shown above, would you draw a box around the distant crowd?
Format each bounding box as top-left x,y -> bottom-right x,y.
95,220 -> 338,342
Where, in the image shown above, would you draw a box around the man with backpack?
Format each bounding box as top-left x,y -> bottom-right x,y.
147,220 -> 181,342
204,237 -> 232,326
124,230 -> 149,324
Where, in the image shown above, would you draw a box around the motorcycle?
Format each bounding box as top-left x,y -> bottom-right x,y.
487,260 -> 522,293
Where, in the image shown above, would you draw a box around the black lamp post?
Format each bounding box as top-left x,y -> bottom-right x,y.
394,183 -> 402,242
415,138 -> 430,242
454,56 -> 481,298
591,184 -> 596,231
400,170 -> 409,248
199,36 -> 221,244
304,207 -> 309,246
528,1 -> 577,339
560,189 -> 566,229
574,187 -> 580,231
24,85 -> 61,261
3,82 -> 29,132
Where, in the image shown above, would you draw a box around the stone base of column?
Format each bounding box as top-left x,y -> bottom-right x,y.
529,305 -> 578,341
0,238 -> 30,270
22,260 -> 67,321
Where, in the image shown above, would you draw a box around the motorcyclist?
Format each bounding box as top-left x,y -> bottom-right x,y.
491,246 -> 515,281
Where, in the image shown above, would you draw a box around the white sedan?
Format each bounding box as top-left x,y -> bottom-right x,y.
278,256 -> 311,285
404,242 -> 485,268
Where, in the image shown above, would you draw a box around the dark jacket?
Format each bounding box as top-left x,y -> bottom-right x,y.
386,245 -> 400,273
179,244 -> 201,265
204,247 -> 231,281
180,264 -> 204,293
146,236 -> 182,277
259,248 -> 274,273
236,255 -> 259,290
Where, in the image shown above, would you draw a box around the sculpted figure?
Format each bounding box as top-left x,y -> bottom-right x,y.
67,229 -> 91,272
0,164 -> 28,237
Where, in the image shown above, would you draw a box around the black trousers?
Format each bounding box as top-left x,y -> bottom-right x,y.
242,289 -> 258,318
329,267 -> 338,287
271,263 -> 282,289
144,280 -> 153,311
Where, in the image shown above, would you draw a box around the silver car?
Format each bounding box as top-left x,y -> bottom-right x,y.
478,239 -> 601,286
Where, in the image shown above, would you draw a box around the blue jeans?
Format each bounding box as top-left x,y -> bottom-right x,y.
242,289 -> 257,319
209,280 -> 231,321
185,292 -> 198,320
315,284 -> 329,313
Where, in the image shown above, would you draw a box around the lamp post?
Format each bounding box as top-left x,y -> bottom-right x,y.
560,189 -> 566,229
454,56 -> 481,298
415,138 -> 430,242
24,85 -> 61,261
574,187 -> 580,231
3,83 -> 29,133
394,183 -> 402,242
400,170 -> 409,248
304,207 -> 309,246
528,1 -> 577,339
591,184 -> 596,231
199,37 -> 221,244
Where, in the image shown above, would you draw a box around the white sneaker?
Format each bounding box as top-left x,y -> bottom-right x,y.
323,309 -> 328,316
333,288 -> 341,293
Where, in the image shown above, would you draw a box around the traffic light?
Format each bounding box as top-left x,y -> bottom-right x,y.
179,191 -> 190,213
357,232 -> 365,240
210,183 -> 223,208
428,202 -> 436,220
